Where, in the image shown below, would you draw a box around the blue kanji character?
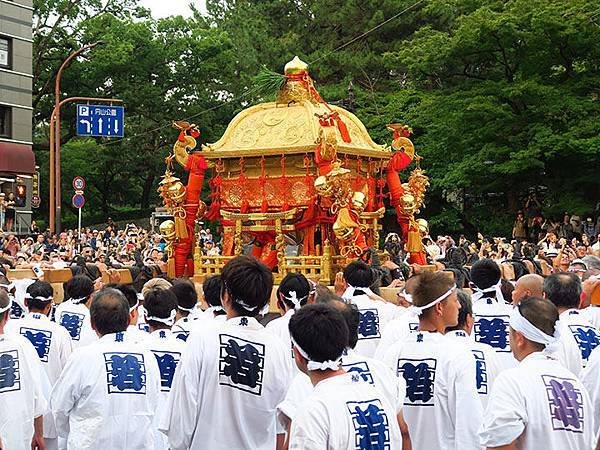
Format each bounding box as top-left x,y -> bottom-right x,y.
159,330 -> 166,339
344,361 -> 374,384
21,328 -> 52,362
569,326 -> 600,361
153,351 -> 180,391
399,360 -> 436,404
416,333 -> 423,343
349,401 -> 390,449
471,350 -> 488,394
106,354 -> 146,393
175,332 -> 189,342
0,351 -> 19,391
59,313 -> 84,340
115,332 -> 124,342
476,317 -> 509,350
358,309 -> 380,339
547,378 -> 583,432
222,339 -> 262,388
10,302 -> 24,319
240,317 -> 249,326
138,323 -> 150,333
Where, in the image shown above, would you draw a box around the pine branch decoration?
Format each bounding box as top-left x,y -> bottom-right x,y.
253,66 -> 287,97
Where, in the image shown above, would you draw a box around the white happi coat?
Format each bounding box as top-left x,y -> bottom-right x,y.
54,300 -> 98,348
143,329 -> 185,450
278,348 -> 405,425
125,324 -> 149,344
582,305 -> 600,331
445,330 -> 502,408
266,309 -> 295,357
374,311 -> 420,360
5,312 -> 72,440
479,352 -> 595,450
289,372 -> 404,450
556,308 -> 600,370
201,306 -> 227,321
580,346 -> 600,437
160,316 -> 294,450
172,316 -> 197,342
350,294 -> 397,358
50,332 -> 161,450
0,332 -> 47,450
9,278 -> 35,319
472,297 -> 517,370
383,331 -> 484,450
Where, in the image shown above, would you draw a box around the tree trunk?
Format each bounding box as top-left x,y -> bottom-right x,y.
140,174 -> 155,210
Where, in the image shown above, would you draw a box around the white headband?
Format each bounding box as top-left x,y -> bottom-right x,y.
279,290 -> 308,310
472,280 -> 505,304
129,299 -> 139,313
509,306 -> 560,352
398,290 -> 413,304
342,284 -> 374,301
0,282 -> 14,291
0,299 -> 12,314
146,309 -> 176,326
69,296 -> 88,304
409,285 -> 457,316
291,336 -> 342,371
24,294 -> 53,302
178,304 -> 197,313
136,293 -> 144,301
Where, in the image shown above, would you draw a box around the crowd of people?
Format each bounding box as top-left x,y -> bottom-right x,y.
1,238 -> 600,449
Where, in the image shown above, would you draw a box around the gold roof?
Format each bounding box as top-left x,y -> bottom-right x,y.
201,99 -> 391,159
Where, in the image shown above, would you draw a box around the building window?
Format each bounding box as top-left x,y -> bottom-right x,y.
0,106 -> 11,138
0,37 -> 10,69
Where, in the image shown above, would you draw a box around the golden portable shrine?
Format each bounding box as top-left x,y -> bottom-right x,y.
157,57 -> 429,284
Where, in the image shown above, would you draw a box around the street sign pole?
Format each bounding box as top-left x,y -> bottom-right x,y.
78,206 -> 82,253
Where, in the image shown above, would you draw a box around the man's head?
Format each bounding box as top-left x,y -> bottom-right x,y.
397,276 -> 419,308
110,284 -> 139,325
445,290 -> 474,334
412,271 -> 460,329
0,290 -> 11,327
342,260 -> 374,289
36,234 -> 44,243
220,256 -> 273,317
277,273 -> 310,312
90,288 -> 129,336
512,274 -> 544,305
170,278 -> 198,317
141,277 -> 172,298
202,275 -> 223,312
64,275 -> 94,307
144,288 -> 178,331
25,280 -> 54,315
543,273 -> 582,310
509,297 -> 559,361
569,259 -> 588,279
328,299 -> 360,350
288,303 -> 349,375
470,258 -> 501,290
582,255 -> 600,272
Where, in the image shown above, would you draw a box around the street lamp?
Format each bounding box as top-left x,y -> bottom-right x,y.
49,41 -> 106,233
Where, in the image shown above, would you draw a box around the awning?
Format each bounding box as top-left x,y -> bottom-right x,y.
0,141 -> 35,174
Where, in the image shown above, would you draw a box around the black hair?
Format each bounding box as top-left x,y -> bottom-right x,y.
543,273 -> 582,309
277,273 -> 310,311
343,260 -> 374,289
144,288 -> 178,329
109,284 -> 138,310
315,284 -> 338,303
500,279 -> 515,304
221,256 -> 273,316
518,297 -> 559,344
65,275 -> 94,302
446,290 -> 473,332
329,299 -> 360,349
170,278 -> 198,314
470,258 -> 502,291
203,275 -> 222,307
90,288 -> 129,335
0,290 -> 10,321
25,280 -> 54,311
288,303 -> 349,366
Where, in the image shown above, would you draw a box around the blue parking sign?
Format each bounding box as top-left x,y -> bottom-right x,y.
77,104 -> 124,137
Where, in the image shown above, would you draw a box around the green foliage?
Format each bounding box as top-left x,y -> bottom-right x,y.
32,0 -> 600,235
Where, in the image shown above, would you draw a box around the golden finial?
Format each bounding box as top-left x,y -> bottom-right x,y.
284,56 -> 309,75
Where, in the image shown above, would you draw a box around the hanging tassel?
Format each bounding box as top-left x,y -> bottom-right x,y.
174,212 -> 188,239
167,253 -> 176,279
334,114 -> 351,143
261,198 -> 269,213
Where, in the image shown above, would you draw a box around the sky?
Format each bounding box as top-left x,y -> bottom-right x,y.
138,0 -> 205,18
